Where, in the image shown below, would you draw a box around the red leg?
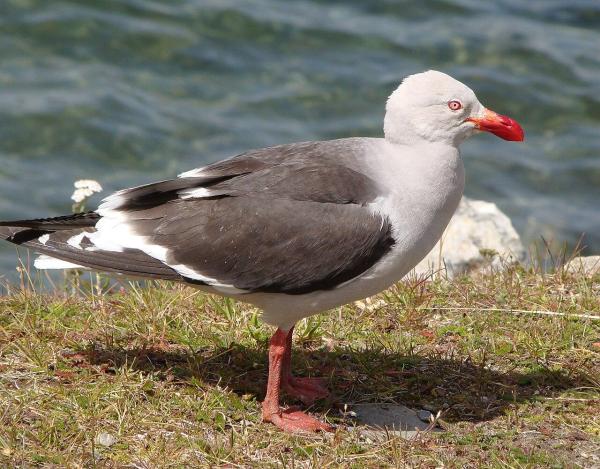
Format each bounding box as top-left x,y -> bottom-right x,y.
262,328 -> 333,433
281,326 -> 329,404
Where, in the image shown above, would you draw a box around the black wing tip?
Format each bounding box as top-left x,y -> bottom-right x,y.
0,226 -> 46,244
8,229 -> 52,245
0,212 -> 100,230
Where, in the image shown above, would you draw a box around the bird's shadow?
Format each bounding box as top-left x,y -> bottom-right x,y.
84,341 -> 581,423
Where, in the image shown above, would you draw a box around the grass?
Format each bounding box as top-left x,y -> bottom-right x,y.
0,262 -> 598,468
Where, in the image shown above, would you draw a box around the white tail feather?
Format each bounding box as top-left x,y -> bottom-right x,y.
34,255 -> 85,270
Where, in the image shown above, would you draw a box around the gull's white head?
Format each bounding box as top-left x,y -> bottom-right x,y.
384,70 -> 524,146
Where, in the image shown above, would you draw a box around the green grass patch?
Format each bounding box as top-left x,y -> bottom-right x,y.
0,266 -> 598,467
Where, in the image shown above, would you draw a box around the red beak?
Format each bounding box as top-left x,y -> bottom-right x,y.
466,108 -> 524,142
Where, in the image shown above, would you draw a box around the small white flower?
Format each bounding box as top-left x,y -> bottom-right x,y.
71,179 -> 103,203
74,179 -> 102,191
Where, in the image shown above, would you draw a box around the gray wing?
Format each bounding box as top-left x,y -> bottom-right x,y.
137,196 -> 394,294
96,139 -> 395,294
4,139 -> 395,293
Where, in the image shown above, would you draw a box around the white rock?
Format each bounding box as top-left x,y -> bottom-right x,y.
565,256 -> 600,276
349,403 -> 443,439
412,197 -> 525,278
95,432 -> 117,447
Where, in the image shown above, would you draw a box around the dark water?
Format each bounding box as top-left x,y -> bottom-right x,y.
0,0 -> 599,274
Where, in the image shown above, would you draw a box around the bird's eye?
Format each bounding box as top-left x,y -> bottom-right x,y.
448,100 -> 462,111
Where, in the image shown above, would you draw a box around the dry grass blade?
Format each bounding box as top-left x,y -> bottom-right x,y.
418,306 -> 600,321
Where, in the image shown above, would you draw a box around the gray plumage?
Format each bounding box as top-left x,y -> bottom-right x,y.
0,138 -> 395,294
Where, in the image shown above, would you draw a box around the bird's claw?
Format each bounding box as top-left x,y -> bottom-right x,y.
264,406 -> 334,433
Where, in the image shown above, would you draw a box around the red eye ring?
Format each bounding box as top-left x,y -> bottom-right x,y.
448,100 -> 462,111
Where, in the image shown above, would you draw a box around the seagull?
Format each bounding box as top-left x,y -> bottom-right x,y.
0,70 -> 524,433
